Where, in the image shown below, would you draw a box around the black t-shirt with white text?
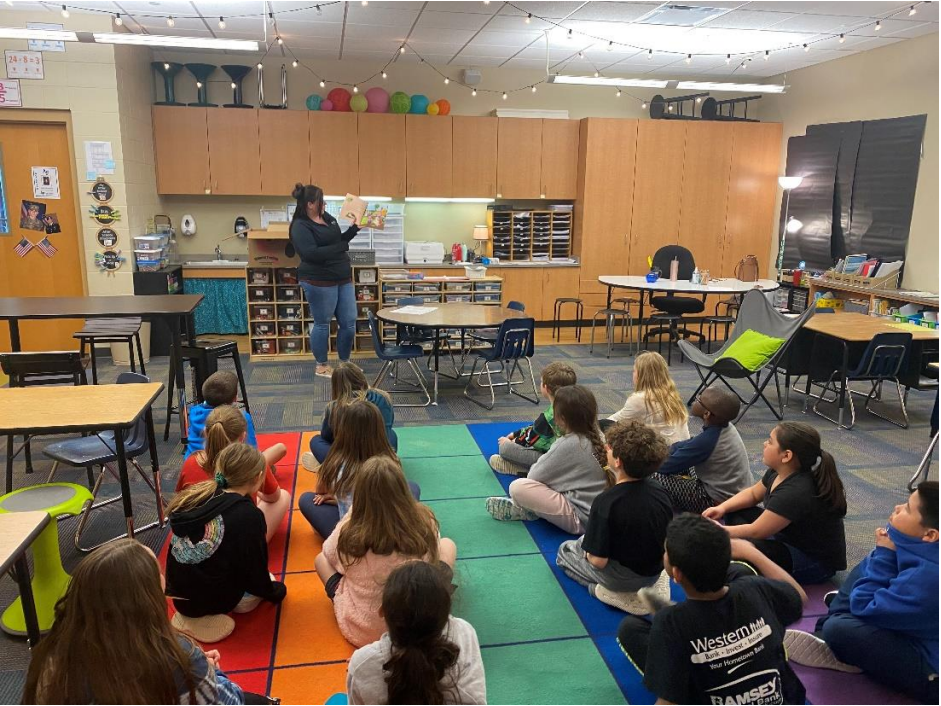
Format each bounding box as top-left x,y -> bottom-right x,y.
644,575 -> 806,705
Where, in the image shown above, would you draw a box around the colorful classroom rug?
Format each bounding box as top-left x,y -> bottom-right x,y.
158,427 -> 917,705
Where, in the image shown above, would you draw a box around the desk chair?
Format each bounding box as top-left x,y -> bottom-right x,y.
464,317 -> 538,410
73,317 -> 146,385
646,245 -> 705,349
368,311 -> 431,407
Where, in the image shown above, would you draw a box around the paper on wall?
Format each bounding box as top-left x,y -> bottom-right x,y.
31,166 -> 60,199
26,23 -> 66,52
260,208 -> 287,230
4,51 -> 43,80
84,141 -> 115,175
0,79 -> 22,107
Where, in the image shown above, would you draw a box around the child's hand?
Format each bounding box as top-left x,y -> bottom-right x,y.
204,649 -> 221,668
874,527 -> 896,551
313,493 -> 336,506
702,506 -> 725,521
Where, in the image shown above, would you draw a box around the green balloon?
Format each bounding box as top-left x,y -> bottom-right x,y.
350,94 -> 368,112
305,94 -> 322,110
390,91 -> 410,114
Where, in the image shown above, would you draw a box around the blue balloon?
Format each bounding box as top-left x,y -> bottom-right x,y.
305,94 -> 322,110
409,94 -> 429,114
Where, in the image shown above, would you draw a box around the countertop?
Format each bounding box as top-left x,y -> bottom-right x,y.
400,261 -> 580,269
177,260 -> 580,271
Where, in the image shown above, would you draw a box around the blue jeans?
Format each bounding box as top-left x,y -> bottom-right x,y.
300,281 -> 356,364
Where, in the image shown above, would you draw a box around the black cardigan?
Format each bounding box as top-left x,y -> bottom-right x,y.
289,212 -> 360,283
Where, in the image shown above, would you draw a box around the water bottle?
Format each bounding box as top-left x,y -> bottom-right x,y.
691,267 -> 701,285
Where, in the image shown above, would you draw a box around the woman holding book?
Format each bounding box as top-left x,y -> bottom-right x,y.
290,183 -> 361,378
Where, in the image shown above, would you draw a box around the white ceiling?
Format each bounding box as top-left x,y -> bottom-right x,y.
5,1 -> 939,79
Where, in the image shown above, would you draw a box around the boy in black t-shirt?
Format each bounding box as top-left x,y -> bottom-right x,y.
556,421 -> 674,612
618,514 -> 808,705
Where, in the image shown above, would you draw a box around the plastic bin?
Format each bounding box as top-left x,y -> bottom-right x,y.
133,234 -> 168,251
110,322 -> 151,365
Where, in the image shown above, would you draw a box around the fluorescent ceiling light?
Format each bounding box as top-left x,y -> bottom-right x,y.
92,33 -> 258,51
0,27 -> 78,41
405,197 -> 495,203
549,75 -> 668,88
677,80 -> 786,94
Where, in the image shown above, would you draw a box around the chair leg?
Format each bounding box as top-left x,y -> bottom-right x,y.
163,354 -> 176,442
812,370 -> 854,429
507,357 -> 540,405
464,358 -> 495,410
127,339 -> 136,373
134,332 -> 146,376
89,341 -> 98,385
5,435 -> 13,495
854,377 -> 910,429
576,303 -> 583,342
230,350 -> 251,414
403,359 -> 432,407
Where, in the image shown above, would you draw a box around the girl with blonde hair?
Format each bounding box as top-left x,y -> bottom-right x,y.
603,351 -> 690,442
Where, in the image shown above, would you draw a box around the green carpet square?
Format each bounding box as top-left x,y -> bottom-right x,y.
402,455 -> 505,500
425,497 -> 538,559
482,638 -> 626,705
396,424 -> 481,458
451,554 -> 586,645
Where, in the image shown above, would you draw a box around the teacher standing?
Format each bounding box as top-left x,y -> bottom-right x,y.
290,183 -> 360,378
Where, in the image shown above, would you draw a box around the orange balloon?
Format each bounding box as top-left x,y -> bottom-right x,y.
436,99 -> 451,116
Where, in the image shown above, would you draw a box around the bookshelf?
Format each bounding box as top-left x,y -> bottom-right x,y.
487,208 -> 573,262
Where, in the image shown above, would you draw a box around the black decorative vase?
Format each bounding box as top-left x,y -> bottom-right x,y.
151,61 -> 184,105
185,63 -> 218,107
221,65 -> 253,108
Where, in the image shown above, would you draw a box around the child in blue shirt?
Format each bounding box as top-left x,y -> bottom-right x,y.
185,371 -> 257,459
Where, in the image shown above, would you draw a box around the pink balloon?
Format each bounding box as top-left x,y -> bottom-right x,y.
365,86 -> 390,113
321,99 -> 334,111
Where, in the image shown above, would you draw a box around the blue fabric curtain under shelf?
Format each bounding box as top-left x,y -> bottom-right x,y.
184,278 -> 248,335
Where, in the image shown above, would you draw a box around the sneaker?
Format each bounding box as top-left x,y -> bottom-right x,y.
301,451 -> 320,473
823,590 -> 838,608
315,364 -> 333,379
784,630 -> 862,673
171,612 -> 235,644
590,584 -> 649,616
486,496 -> 538,522
488,454 -> 528,477
637,572 -> 674,614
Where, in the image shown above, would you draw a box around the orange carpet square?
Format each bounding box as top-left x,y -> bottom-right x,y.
273,573 -> 354,667
285,509 -> 323,574
270,661 -> 349,705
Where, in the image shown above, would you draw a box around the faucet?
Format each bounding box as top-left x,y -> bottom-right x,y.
214,244 -> 223,261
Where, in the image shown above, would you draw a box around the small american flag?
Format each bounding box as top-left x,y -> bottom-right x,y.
36,237 -> 58,257
14,238 -> 32,257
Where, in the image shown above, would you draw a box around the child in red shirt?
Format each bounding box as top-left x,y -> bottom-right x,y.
176,405 -> 291,542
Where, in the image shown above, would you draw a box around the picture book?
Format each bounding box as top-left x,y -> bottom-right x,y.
340,193 -> 367,224
361,205 -> 388,231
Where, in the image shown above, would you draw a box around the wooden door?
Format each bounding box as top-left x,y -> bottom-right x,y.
541,119 -> 579,199
358,114 -> 406,198
628,121 -> 687,275
724,122 -> 783,278
152,106 -> 209,195
259,110 -> 309,196
678,122 -> 734,278
574,118 -> 638,296
452,116 -> 497,197
207,108 -> 261,195
497,118 -> 542,198
541,267 -> 580,320
500,268 -> 545,320
0,121 -> 84,351
310,112 -> 359,195
406,115 -> 452,197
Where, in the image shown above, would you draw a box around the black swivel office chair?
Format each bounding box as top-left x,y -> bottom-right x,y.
646,245 -> 705,353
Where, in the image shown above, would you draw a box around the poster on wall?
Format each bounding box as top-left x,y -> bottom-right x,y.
4,51 -> 44,80
0,79 -> 22,108
43,213 -> 60,234
83,141 -> 115,175
31,166 -> 60,199
26,22 -> 67,53
20,200 -> 46,231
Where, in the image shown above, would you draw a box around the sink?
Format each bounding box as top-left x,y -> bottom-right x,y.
183,260 -> 247,267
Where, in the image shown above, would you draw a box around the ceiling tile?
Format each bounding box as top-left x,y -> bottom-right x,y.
409,27 -> 479,44
851,17 -> 930,35
344,23 -> 408,40
277,19 -> 345,38
471,29 -> 547,46
883,21 -> 940,37
485,14 -> 556,32
567,2 -> 661,22
422,2 -> 498,14
704,10 -> 799,30
416,11 -> 495,30
344,6 -> 421,27
764,14 -> 868,33
836,36 -> 905,51
509,2 -> 587,20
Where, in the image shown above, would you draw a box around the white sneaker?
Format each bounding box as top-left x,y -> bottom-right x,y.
171,612 -> 235,643
590,584 -> 649,615
784,630 -> 862,673
485,496 -> 538,522
301,451 -> 320,473
315,364 -> 333,379
488,454 -> 528,477
637,571 -> 673,614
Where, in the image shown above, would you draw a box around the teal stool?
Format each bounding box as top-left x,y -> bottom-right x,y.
0,483 -> 93,635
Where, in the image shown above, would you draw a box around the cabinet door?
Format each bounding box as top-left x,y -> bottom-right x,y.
310,112 -> 359,195
541,267 -> 580,321
406,115 -> 452,197
358,113 -> 406,198
452,116 -> 497,197
628,121 -> 687,275
541,119 -> 579,199
497,118 -> 542,198
207,108 -> 261,195
259,110 -> 309,196
153,106 -> 209,195
500,268 -> 545,320
724,122 -> 783,278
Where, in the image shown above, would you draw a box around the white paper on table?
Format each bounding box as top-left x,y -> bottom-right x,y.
391,306 -> 437,315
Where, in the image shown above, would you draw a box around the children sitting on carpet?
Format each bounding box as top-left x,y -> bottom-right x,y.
177,405 -> 291,542
23,539 -> 249,704
785,481 -> 939,704
703,421 -> 847,584
556,421 -> 673,613
617,514 -> 808,705
653,386 -> 752,513
600,351 -> 690,443
489,361 -> 577,476
186,371 -> 257,460
487,384 -> 609,535
298,398 -> 420,540
302,362 -> 396,472
315,456 -> 457,647
347,561 -> 486,705
167,443 -> 287,644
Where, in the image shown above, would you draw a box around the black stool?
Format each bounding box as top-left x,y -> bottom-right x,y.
552,298 -> 583,342
648,313 -> 682,365
700,315 -> 734,353
73,317 -> 146,385
163,339 -> 250,442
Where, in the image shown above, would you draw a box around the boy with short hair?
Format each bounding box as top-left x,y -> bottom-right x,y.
185,370 -> 258,459
786,481 -> 939,703
654,386 -> 752,513
556,421 -> 673,611
618,513 -> 808,705
489,361 -> 577,476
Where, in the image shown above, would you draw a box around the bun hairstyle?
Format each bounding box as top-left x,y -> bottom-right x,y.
291,183 -> 325,221
774,421 -> 847,516
200,405 -> 247,474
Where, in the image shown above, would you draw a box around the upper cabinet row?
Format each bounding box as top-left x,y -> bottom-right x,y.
151,107 -> 579,199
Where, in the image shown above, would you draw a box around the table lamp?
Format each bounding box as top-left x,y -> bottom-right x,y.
472,225 -> 489,261
776,175 -> 803,273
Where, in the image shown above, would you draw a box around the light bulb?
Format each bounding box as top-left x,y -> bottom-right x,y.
668,104 -> 674,112
196,81 -> 203,88
471,89 -> 477,96
502,92 -> 507,100
483,0 -> 490,4
353,85 -> 358,93
685,53 -> 692,64
607,41 -> 613,51
381,71 -> 387,79
268,12 -> 274,23
444,77 -> 449,84
616,89 -> 621,97
909,5 -> 917,15
218,17 -> 225,29
319,80 -> 325,87
230,82 -> 237,89
531,85 -> 537,93
167,15 -> 175,27
725,54 -> 731,64
839,33 -> 845,43
696,96 -> 701,103
875,20 -> 881,30
740,61 -> 747,69
567,29 -> 573,39
641,101 -> 647,109
316,5 -> 322,15
647,49 -> 653,60
361,0 -> 368,5
114,13 -> 123,25
257,62 -> 263,69
578,51 -> 583,58
292,59 -> 298,68
764,50 -> 770,60
525,13 -> 532,23
399,45 -> 405,54
277,36 -> 283,45
163,62 -> 170,70
61,5 -> 69,18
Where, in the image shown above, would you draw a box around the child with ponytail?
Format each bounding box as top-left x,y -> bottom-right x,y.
177,405 -> 291,542
703,421 -> 847,583
167,443 -> 288,643
347,561 -> 486,705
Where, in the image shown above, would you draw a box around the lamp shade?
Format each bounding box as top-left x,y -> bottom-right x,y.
778,175 -> 803,190
473,225 -> 489,241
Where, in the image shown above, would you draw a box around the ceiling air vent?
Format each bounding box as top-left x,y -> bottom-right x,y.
639,5 -> 728,27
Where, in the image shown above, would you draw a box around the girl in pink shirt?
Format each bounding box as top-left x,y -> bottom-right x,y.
315,456 -> 457,647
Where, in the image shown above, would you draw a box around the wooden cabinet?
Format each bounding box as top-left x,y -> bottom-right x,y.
259,110 -> 309,196
541,267 -> 580,318
207,108 -> 261,195
497,118 -> 543,198
452,116 -> 497,197
406,115 -> 452,197
152,106 -> 210,195
500,268 -> 546,320
358,113 -> 406,198
541,119 -> 579,199
310,112 -> 359,196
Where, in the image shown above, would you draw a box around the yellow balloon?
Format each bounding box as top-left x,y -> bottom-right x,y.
426,102 -> 440,115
